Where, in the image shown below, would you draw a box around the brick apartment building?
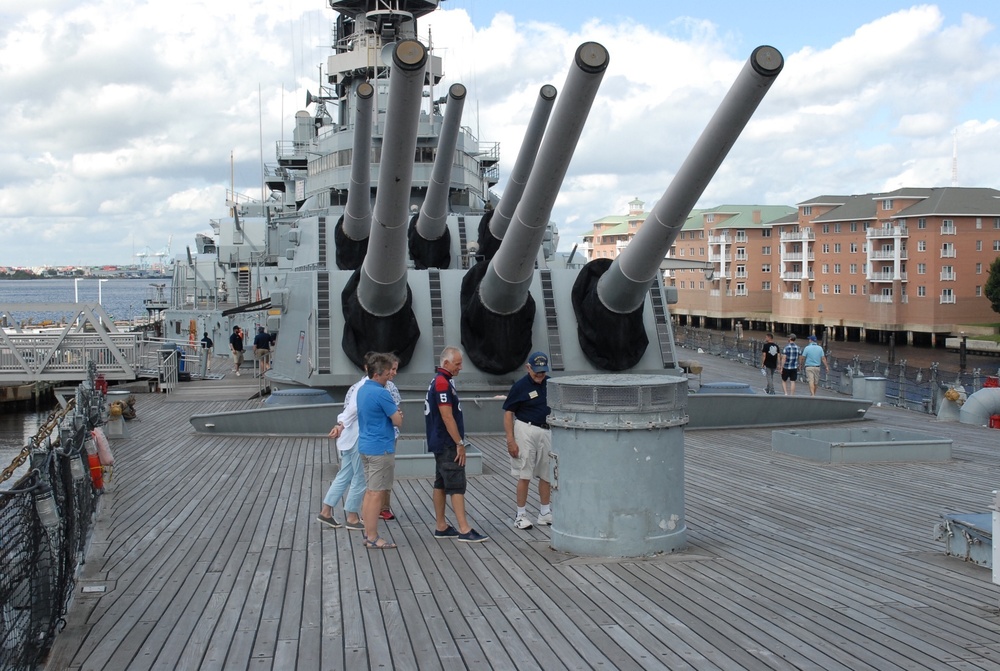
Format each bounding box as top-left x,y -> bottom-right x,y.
584,187 -> 1000,345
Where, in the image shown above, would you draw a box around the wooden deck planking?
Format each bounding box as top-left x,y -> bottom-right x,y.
44,358 -> 1000,670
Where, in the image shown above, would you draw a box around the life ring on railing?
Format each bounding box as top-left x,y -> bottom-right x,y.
91,427 -> 115,466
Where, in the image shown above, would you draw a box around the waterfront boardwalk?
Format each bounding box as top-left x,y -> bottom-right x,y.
47,352 -> 1000,670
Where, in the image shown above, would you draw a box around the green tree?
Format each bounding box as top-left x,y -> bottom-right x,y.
986,256 -> 1000,314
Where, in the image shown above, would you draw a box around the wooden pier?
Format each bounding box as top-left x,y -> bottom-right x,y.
45,353 -> 1000,670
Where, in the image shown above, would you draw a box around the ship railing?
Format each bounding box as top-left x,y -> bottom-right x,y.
674,325 -> 999,414
0,333 -> 141,383
0,366 -> 104,669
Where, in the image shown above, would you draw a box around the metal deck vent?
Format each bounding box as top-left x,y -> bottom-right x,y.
548,374 -> 687,414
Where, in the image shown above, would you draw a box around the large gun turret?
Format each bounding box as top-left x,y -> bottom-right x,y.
477,84 -> 558,261
335,81 -> 375,270
342,39 -> 428,367
409,83 -> 467,269
461,42 -> 610,374
574,45 -> 784,370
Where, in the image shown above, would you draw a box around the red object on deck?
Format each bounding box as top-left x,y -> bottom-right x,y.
989,414 -> 1000,430
88,453 -> 104,489
95,374 -> 108,394
984,376 -> 999,388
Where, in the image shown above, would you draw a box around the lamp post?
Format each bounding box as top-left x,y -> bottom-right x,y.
98,279 -> 108,327
960,332 -> 968,375
74,277 -> 82,329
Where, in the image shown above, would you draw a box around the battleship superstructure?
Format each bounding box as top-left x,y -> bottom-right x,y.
164,0 -> 784,397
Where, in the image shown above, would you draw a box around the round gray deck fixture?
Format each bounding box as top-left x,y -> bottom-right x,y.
548,374 -> 688,557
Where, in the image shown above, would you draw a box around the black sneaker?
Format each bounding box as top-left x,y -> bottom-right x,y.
433,525 -> 459,539
457,528 -> 489,543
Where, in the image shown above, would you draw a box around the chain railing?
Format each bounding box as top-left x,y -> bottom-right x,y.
0,365 -> 104,670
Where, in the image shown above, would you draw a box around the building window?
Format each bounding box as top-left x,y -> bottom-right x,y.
994,241 -> 1000,252
977,285 -> 983,296
850,263 -> 857,274
699,281 -> 705,289
941,288 -> 955,303
941,219 -> 956,235
918,218 -> 926,229
916,240 -> 926,252
700,247 -> 705,256
882,199 -> 893,210
918,286 -> 926,297
678,248 -> 685,256
849,222 -> 857,232
942,243 -> 956,257
995,218 -> 1000,229
834,264 -> 841,274
977,240 -> 983,251
706,214 -> 714,223
822,284 -> 829,294
977,263 -> 983,274
834,284 -> 841,294
762,229 -> 771,238
761,246 -> 771,255
834,223 -> 841,233
850,243 -> 858,253
679,281 -> 685,289
802,206 -> 812,216
820,243 -> 828,253
761,264 -> 771,273
762,281 -> 771,290
834,243 -> 841,253
822,224 -> 829,233
977,218 -> 983,229
850,285 -> 857,295
917,263 -> 926,274
736,283 -> 746,296
822,264 -> 829,274
736,265 -> 747,278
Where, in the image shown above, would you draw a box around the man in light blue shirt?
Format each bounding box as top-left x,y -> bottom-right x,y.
801,335 -> 830,397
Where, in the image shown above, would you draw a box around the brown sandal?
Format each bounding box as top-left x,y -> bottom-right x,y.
363,535 -> 397,550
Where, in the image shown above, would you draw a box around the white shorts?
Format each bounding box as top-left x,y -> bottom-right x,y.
510,420 -> 552,481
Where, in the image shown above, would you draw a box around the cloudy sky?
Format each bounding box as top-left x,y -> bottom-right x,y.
3,1 -> 1000,267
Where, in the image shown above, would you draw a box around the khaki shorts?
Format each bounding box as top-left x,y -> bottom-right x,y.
361,453 -> 395,491
254,349 -> 270,362
510,420 -> 552,481
805,366 -> 821,386
232,350 -> 244,366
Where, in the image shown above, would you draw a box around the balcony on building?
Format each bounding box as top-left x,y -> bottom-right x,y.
782,291 -> 803,300
940,270 -> 956,281
707,253 -> 726,263
780,271 -> 814,281
867,270 -> 906,282
940,223 -> 957,235
940,292 -> 956,304
708,233 -> 731,245
870,249 -> 907,260
866,224 -> 908,239
940,247 -> 957,258
780,228 -> 814,242
782,252 -> 815,262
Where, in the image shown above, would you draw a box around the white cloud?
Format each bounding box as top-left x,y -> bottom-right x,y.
2,2 -> 1000,265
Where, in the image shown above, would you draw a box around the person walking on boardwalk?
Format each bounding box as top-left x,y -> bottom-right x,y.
357,352 -> 403,549
779,333 -> 800,396
503,351 -> 553,530
200,332 -> 214,372
425,346 -> 488,543
801,335 -> 831,397
379,354 -> 401,522
760,333 -> 779,395
252,326 -> 272,375
316,353 -> 373,531
228,325 -> 244,376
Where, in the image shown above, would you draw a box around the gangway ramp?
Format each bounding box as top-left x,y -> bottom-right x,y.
0,303 -> 143,383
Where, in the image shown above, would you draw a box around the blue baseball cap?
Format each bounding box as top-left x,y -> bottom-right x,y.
528,351 -> 549,373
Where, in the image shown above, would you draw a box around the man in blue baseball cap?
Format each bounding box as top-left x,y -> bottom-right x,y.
503,351 -> 553,530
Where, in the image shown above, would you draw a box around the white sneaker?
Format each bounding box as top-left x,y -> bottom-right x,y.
235,371 -> 240,376
514,514 -> 533,530
536,512 -> 552,526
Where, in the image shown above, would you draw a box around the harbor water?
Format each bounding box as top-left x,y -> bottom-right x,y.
1,278 -> 168,488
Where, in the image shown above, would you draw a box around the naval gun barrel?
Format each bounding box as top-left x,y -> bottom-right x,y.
336,81 -> 375,269
477,84 -> 558,260
577,45 -> 783,370
343,39 -> 427,367
410,83 -> 467,268
601,46 -> 783,313
461,43 -> 609,374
